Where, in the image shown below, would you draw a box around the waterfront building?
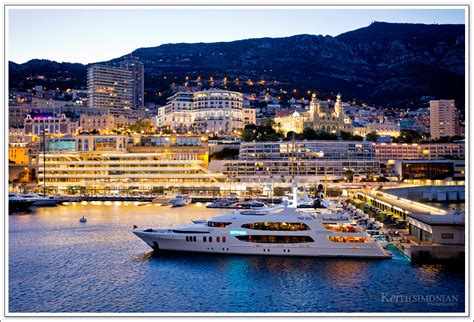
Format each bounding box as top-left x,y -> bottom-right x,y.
87,65 -> 133,111
223,159 -> 381,183
407,213 -> 464,262
120,56 -> 145,109
373,142 -> 464,161
393,160 -> 465,181
154,89 -> 249,134
222,140 -> 378,183
429,99 -> 459,139
23,114 -> 79,137
29,134 -> 223,195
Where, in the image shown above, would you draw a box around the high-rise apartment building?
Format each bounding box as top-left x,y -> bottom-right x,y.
120,56 -> 145,109
429,100 -> 458,139
87,65 -> 133,111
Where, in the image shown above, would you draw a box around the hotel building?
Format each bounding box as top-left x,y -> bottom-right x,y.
120,56 -> 145,109
87,65 -> 133,112
154,89 -> 254,134
30,134 -> 225,195
429,99 -> 459,139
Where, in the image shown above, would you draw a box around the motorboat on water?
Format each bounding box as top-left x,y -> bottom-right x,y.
79,216 -> 87,223
133,184 -> 391,259
172,195 -> 192,208
8,194 -> 36,213
20,193 -> 59,207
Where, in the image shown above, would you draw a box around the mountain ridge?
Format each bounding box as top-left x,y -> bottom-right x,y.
9,21 -> 465,108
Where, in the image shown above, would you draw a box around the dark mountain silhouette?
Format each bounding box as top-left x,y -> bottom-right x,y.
9,21 -> 465,108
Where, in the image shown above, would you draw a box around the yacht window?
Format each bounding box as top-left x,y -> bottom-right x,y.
241,222 -> 310,231
193,236 -> 197,242
328,236 -> 368,243
235,235 -> 314,243
222,236 -> 226,243
203,236 -> 207,242
217,237 -> 221,243
208,221 -> 232,227
186,236 -> 189,242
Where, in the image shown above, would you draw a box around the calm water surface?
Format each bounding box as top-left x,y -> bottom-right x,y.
9,203 -> 465,313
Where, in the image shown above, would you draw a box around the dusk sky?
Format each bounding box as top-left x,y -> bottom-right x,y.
8,7 -> 466,64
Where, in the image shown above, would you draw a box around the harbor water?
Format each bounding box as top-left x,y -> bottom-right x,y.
9,203 -> 465,313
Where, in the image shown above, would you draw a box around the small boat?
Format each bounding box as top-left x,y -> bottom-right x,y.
20,193 -> 59,207
79,216 -> 87,223
9,194 -> 36,213
172,195 -> 192,208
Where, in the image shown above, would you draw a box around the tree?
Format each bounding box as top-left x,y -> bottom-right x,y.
129,119 -> 154,134
344,170 -> 354,183
393,130 -> 422,143
366,131 -> 379,142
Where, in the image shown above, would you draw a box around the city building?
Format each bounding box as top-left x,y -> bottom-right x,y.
407,213 -> 464,262
155,89 -> 251,134
373,143 -> 464,161
79,114 -> 134,132
429,99 -> 459,139
354,122 -> 401,137
23,114 -> 79,137
9,143 -> 30,165
394,160 -> 465,181
222,140 -> 379,183
309,94 -> 353,133
120,56 -> 145,109
87,65 -> 133,111
242,107 -> 257,126
29,134 -> 224,195
274,110 -> 306,136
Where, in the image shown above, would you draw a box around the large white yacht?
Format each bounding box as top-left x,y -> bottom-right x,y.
133,195 -> 391,259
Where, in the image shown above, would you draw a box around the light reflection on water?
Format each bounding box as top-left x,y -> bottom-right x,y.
9,204 -> 464,313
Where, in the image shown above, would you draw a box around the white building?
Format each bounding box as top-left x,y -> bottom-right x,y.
87,65 -> 133,111
154,89 -> 253,134
429,100 -> 459,139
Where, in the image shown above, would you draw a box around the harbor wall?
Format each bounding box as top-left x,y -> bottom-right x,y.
410,245 -> 465,263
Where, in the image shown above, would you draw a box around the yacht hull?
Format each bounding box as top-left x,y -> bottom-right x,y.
133,230 -> 391,259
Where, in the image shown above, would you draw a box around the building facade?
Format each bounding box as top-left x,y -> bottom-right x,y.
24,114 -> 79,137
120,56 -> 145,109
87,65 -> 133,110
373,143 -> 464,161
223,140 -> 378,183
309,94 -> 353,133
29,134 -> 223,195
155,89 -> 250,134
79,114 -> 134,132
429,99 -> 459,139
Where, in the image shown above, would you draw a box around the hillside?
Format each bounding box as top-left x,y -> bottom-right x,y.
9,21 -> 465,108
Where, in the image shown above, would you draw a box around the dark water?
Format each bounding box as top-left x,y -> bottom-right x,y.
9,203 -> 465,313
